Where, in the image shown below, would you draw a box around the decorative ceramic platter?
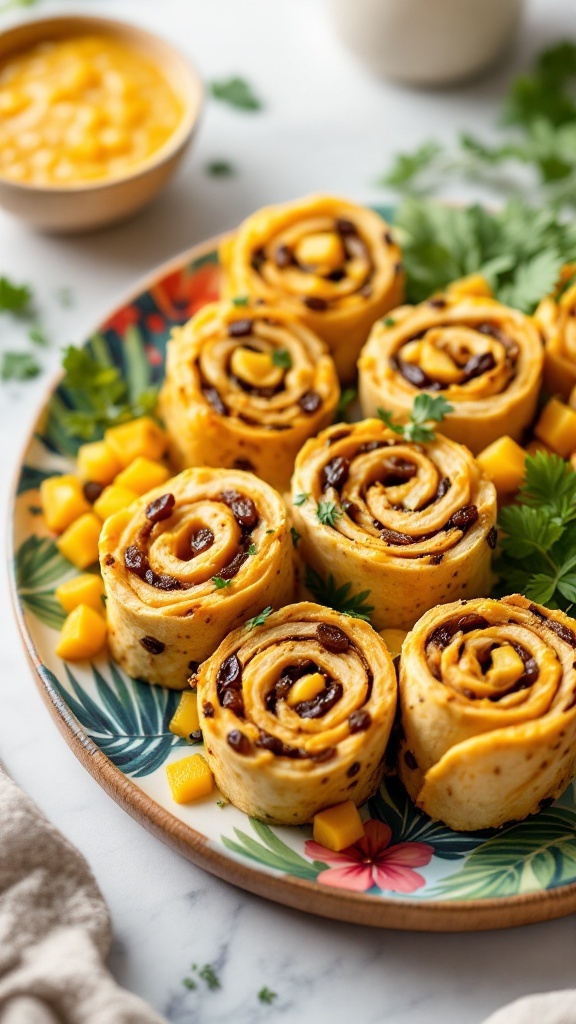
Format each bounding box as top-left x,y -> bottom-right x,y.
10,215 -> 576,931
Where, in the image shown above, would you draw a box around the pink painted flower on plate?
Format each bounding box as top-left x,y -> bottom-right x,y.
305,819 -> 433,894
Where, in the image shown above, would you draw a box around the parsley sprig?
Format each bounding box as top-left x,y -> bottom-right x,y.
58,345 -> 158,440
377,394 -> 453,443
245,606 -> 273,630
316,500 -> 342,527
495,452 -> 576,610
210,77 -> 262,111
305,565 -> 374,622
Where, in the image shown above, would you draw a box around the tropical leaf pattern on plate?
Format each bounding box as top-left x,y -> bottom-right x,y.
222,819 -> 324,881
14,535 -> 75,629
17,465 -> 62,495
429,807 -> 576,898
40,660 -> 189,777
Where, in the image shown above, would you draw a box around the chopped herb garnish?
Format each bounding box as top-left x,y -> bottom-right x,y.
305,564 -> 374,621
1,351 -> 41,381
183,978 -> 197,991
245,605 -> 273,630
335,387 -> 357,422
265,528 -> 275,535
272,348 -> 292,369
232,296 -> 249,307
198,964 -> 221,990
58,345 -> 158,440
383,316 -> 397,327
28,323 -> 48,346
378,394 -> 453,443
290,526 -> 301,548
210,76 -> 262,111
258,987 -> 278,1004
212,575 -> 232,590
206,159 -> 235,177
495,451 -> 576,611
316,500 -> 343,527
216,799 -> 227,808
248,542 -> 257,556
0,276 -> 33,315
293,492 -> 310,506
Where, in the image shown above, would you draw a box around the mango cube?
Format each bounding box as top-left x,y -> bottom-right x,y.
447,274 -> 492,299
230,347 -> 283,389
476,436 -> 526,496
295,232 -> 344,270
313,801 -> 365,852
535,398 -> 576,458
166,754 -> 214,804
419,341 -> 461,384
57,512 -> 101,569
55,573 -> 105,614
169,691 -> 201,739
287,671 -> 326,707
77,440 -> 121,485
56,604 -> 107,660
40,474 -> 91,533
379,628 -> 408,661
105,416 -> 166,469
114,457 -> 170,496
93,484 -> 139,521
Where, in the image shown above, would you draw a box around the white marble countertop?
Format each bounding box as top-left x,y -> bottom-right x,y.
1,1 -> 576,1020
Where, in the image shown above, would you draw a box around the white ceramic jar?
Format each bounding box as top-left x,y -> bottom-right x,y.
326,0 -> 525,85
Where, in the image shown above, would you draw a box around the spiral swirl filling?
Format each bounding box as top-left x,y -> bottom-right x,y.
391,319 -> 519,394
249,216 -> 381,311
199,313 -> 323,423
214,622 -> 373,760
122,488 -> 260,593
314,430 -> 485,558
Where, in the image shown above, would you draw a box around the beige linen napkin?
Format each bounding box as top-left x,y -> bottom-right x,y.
481,992 -> 576,1024
0,766 -> 166,1024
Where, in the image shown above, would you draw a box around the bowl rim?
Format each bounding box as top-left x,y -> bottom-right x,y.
0,12 -> 204,194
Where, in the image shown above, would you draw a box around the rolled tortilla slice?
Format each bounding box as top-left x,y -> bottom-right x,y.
158,300 -> 339,493
398,595 -> 576,831
291,418 -> 497,632
197,602 -> 397,824
358,289 -> 543,453
219,194 -> 404,381
99,468 -> 295,689
534,263 -> 576,400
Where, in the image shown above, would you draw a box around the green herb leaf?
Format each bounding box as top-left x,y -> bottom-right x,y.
245,605 -> 273,630
28,323 -> 49,346
335,387 -> 357,422
248,542 -> 257,556
290,526 -> 301,548
378,141 -> 443,190
316,500 -> 342,527
58,344 -> 158,440
383,316 -> 397,327
198,964 -> 221,990
258,987 -> 277,1005
377,394 -> 453,443
293,492 -> 310,506
232,296 -> 249,307
0,276 -> 32,314
206,159 -> 235,177
212,575 -> 232,589
272,348 -> 292,369
210,77 -> 262,111
305,565 -> 374,621
1,351 -> 41,381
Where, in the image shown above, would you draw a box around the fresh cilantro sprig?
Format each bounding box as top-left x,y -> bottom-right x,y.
495,452 -> 576,610
0,277 -> 33,314
212,575 -> 232,590
293,492 -> 310,506
58,345 -> 158,440
290,526 -> 301,548
316,500 -> 342,527
305,565 -> 374,622
210,77 -> 262,111
1,351 -> 40,381
205,159 -> 235,177
335,387 -> 357,423
245,606 -> 273,630
392,197 -> 575,312
258,987 -> 277,1005
377,394 -> 453,443
272,348 -> 292,369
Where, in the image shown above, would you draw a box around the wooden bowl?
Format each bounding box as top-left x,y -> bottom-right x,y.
0,15 -> 203,233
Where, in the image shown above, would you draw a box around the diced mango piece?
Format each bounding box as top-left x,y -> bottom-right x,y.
379,628 -> 408,660
77,440 -> 122,485
419,341 -> 461,384
287,671 -> 326,707
446,274 -> 492,299
56,604 -> 107,660
105,416 -> 166,468
40,474 -> 91,533
55,573 -> 105,614
476,436 -> 527,496
534,398 -> 576,458
93,484 -> 139,520
169,691 -> 201,739
114,457 -> 170,496
295,231 -> 344,271
166,754 -> 214,804
313,801 -> 365,852
230,347 -> 283,389
57,512 -> 101,569
486,644 -> 525,689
